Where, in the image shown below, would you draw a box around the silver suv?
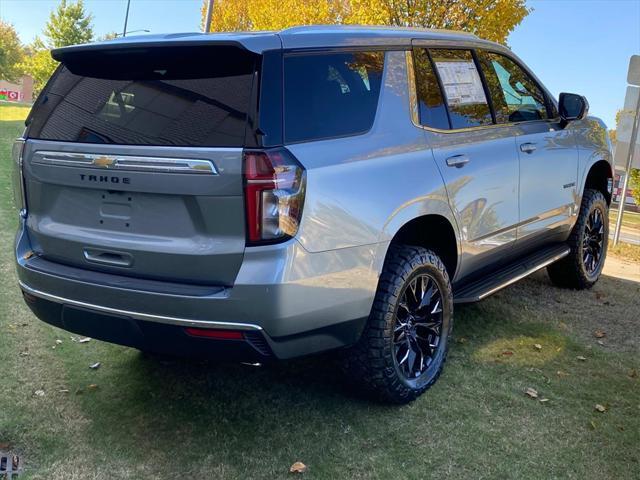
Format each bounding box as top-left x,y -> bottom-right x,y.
13,26 -> 613,403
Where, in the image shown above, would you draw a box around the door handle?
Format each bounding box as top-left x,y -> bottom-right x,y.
446,154 -> 470,168
520,142 -> 537,154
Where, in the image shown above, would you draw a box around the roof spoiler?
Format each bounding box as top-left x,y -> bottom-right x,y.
51,32 -> 282,63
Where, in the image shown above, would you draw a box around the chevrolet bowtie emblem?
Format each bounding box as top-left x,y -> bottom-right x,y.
93,156 -> 116,168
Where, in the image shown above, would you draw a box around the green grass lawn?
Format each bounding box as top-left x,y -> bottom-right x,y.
1,104 -> 639,479
610,209 -> 640,230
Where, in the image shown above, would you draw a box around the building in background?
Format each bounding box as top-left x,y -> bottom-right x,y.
0,75 -> 34,104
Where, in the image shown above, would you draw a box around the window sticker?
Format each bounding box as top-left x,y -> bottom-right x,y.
435,60 -> 487,106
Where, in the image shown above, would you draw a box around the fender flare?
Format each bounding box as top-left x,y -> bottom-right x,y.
374,195 -> 462,279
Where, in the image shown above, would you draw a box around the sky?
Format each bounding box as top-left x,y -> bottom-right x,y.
1,0 -> 639,129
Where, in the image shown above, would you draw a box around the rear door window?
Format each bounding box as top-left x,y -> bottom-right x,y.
476,50 -> 549,123
429,49 -> 493,129
27,47 -> 257,147
413,48 -> 450,130
283,51 -> 385,143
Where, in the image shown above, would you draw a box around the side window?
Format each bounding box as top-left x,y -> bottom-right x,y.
477,51 -> 549,123
413,48 -> 450,130
283,51 -> 385,143
429,49 -> 493,129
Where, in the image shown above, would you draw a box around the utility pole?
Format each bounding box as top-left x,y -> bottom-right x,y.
613,55 -> 640,246
613,91 -> 640,245
123,0 -> 131,37
204,0 -> 214,33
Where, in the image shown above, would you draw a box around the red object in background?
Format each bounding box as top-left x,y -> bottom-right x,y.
0,89 -> 21,102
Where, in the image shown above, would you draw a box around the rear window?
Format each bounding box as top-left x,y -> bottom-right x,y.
27,46 -> 257,147
284,51 -> 385,143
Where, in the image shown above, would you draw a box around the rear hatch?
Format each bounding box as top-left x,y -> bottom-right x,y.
22,42 -> 264,286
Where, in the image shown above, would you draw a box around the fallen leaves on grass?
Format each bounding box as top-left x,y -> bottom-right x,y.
89,362 -> 101,370
501,350 -> 513,356
71,336 -> 91,343
75,384 -> 99,395
594,404 -> 607,413
525,387 -> 538,399
289,462 -> 307,473
594,330 -> 606,338
630,369 -> 638,379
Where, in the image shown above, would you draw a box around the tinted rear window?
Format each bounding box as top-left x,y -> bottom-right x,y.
27,47 -> 256,147
284,52 -> 384,143
413,48 -> 450,130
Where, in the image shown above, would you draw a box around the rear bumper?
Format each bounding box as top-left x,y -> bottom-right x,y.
22,291 -> 273,362
15,219 -> 381,359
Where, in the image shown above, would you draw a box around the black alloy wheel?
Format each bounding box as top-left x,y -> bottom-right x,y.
582,207 -> 605,275
393,273 -> 444,381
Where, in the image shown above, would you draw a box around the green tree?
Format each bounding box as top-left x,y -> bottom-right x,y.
0,21 -> 25,82
19,0 -> 93,95
43,0 -> 94,48
630,169 -> 640,206
98,32 -> 119,41
202,0 -> 530,45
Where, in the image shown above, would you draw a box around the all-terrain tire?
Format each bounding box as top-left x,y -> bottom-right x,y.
547,189 -> 609,289
344,245 -> 453,404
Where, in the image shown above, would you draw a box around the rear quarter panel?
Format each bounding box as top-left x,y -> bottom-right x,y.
286,50 -> 459,273
287,51 -> 457,290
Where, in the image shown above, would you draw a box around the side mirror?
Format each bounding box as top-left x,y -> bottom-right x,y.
559,92 -> 589,127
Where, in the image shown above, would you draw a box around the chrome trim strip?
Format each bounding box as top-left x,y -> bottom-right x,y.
468,204 -> 574,244
19,281 -> 262,331
32,151 -> 218,175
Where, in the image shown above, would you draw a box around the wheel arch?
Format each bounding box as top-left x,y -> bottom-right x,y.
381,214 -> 460,281
581,156 -> 614,205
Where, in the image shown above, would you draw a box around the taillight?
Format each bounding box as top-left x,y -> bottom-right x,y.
11,138 -> 27,217
243,148 -> 306,244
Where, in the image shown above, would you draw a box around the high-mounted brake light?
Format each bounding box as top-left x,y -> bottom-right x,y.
243,148 -> 306,244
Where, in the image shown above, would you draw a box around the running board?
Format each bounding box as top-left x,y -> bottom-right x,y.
453,245 -> 570,304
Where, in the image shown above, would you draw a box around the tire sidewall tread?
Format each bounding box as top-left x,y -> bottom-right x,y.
547,189 -> 609,289
344,245 -> 453,404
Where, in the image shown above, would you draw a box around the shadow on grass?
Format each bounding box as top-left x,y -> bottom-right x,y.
26,266 -> 637,477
